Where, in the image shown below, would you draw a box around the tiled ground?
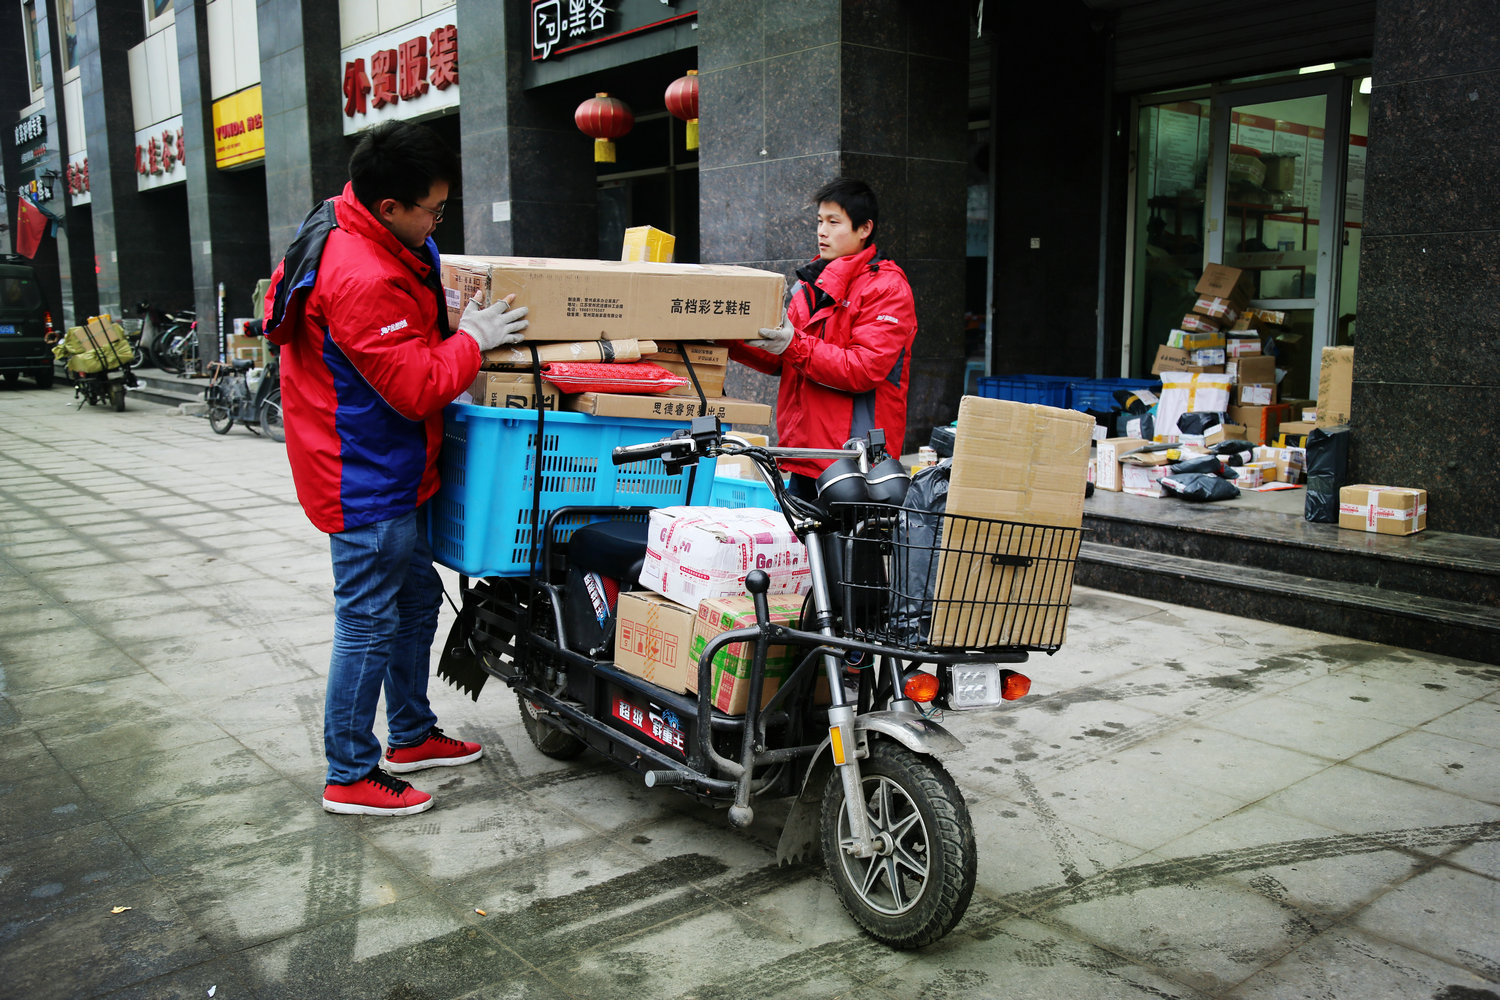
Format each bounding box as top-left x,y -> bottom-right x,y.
2,383 -> 1496,1000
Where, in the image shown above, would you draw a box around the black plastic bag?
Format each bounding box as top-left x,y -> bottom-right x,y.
893,460 -> 952,642
1112,388 -> 1152,415
1177,411 -> 1226,435
1304,425 -> 1351,522
1161,472 -> 1241,501
1169,454 -> 1227,476
1114,411 -> 1154,440
1211,439 -> 1254,457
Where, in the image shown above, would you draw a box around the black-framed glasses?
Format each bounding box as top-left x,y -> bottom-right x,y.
408,200 -> 445,222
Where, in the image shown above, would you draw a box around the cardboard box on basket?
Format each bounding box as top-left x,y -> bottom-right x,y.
641,506 -> 809,607
566,392 -> 772,424
651,359 -> 728,397
643,342 -> 730,367
468,371 -> 561,410
687,595 -> 803,714
439,254 -> 784,341
928,396 -> 1090,649
226,331 -> 266,366
1095,436 -> 1151,492
613,590 -> 697,693
1316,346 -> 1354,427
1339,484 -> 1427,535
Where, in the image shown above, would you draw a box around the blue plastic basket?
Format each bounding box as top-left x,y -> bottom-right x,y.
1066,377 -> 1162,413
975,374 -> 1071,407
430,404 -> 717,577
709,473 -> 781,509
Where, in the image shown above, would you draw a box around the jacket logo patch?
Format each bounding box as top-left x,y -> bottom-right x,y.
379,319 -> 409,336
876,314 -> 900,324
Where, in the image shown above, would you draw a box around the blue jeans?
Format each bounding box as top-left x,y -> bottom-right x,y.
324,505 -> 442,784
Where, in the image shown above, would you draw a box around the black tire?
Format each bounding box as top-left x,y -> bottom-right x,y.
109,383 -> 126,412
819,740 -> 976,949
259,387 -> 285,442
205,385 -> 234,434
3,372 -> 18,386
33,368 -> 54,389
517,693 -> 587,760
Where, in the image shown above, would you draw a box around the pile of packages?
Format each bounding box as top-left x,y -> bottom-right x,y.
440,231 -> 780,425
54,314 -> 134,374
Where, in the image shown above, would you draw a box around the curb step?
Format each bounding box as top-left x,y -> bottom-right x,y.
1076,541 -> 1500,663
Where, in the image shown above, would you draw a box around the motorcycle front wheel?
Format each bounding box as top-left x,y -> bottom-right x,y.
205,385 -> 234,434
259,387 -> 284,442
819,739 -> 976,949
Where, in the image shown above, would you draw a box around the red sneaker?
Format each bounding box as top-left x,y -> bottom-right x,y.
322,770 -> 433,816
383,727 -> 483,774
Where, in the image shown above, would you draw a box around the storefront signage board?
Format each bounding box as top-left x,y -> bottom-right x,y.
340,10 -> 461,136
530,0 -> 696,61
134,114 -> 188,191
213,85 -> 265,169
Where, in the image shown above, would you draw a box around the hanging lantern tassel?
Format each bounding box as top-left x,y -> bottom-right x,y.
665,70 -> 700,152
575,92 -> 634,164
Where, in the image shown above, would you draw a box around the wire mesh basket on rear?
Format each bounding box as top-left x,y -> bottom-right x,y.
828,503 -> 1083,653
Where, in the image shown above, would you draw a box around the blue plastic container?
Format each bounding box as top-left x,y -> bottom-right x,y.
709,473 -> 781,509
430,404 -> 717,577
1066,377 -> 1162,413
975,374 -> 1071,407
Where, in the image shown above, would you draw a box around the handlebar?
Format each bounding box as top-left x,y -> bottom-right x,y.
611,435 -> 693,466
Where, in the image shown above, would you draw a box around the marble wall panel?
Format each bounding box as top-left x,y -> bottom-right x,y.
699,163 -> 766,264
764,51 -> 840,160
763,152 -> 842,262
1371,0 -> 1500,82
698,0 -> 765,71
764,0 -> 839,59
700,61 -> 766,169
839,44 -> 907,156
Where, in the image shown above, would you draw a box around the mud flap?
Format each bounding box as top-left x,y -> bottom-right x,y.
436,586 -> 487,701
776,745 -> 835,865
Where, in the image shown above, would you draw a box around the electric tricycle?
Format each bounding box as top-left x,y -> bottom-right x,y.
437,415 -> 1081,948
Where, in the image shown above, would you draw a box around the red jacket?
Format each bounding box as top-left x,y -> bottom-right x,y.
729,244 -> 917,477
264,184 -> 481,533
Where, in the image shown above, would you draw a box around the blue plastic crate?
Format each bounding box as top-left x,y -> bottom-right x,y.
975,374 -> 1071,407
1066,377 -> 1162,413
430,404 -> 717,577
709,473 -> 782,510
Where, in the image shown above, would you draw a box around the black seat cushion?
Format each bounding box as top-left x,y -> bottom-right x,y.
568,520 -> 649,585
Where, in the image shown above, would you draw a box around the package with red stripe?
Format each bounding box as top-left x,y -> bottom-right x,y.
641,506 -> 810,606
540,360 -> 689,394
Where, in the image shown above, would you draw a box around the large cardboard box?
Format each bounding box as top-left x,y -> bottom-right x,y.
1316,346 -> 1354,427
641,506 -> 810,607
468,371 -> 561,410
1338,484 -> 1428,535
1233,354 -> 1276,386
1195,263 -> 1253,307
614,590 -> 697,693
439,255 -> 785,341
566,392 -> 772,425
1095,436 -> 1151,492
687,595 -> 803,714
928,396 -> 1091,648
1228,403 -> 1292,445
651,359 -> 728,397
643,342 -> 730,367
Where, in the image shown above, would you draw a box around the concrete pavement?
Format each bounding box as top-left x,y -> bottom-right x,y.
1,381 -> 1497,1000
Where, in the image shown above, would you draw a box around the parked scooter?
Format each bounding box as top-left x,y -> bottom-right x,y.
439,417 -> 1078,948
202,320 -> 283,441
54,317 -> 139,411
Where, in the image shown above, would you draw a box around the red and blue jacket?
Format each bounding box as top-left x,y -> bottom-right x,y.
264,183 -> 481,534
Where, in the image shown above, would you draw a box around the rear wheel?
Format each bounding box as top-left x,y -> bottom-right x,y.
205,385 -> 234,434
33,367 -> 54,389
819,740 -> 976,949
517,693 -> 587,760
259,387 -> 284,442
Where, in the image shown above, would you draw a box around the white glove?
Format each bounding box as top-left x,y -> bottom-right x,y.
459,293 -> 529,351
751,313 -> 795,355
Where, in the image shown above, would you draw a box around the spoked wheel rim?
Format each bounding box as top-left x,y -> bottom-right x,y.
260,390 -> 284,442
835,773 -> 932,916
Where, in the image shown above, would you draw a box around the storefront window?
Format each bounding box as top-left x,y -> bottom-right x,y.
57,0 -> 78,75
24,1 -> 43,94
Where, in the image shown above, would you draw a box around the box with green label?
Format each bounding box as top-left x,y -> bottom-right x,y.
688,595 -> 803,715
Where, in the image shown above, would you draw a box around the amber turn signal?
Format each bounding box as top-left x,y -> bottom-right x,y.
1000,670 -> 1032,700
903,672 -> 941,703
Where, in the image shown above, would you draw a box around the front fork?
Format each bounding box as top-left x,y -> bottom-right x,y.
804,530 -> 881,859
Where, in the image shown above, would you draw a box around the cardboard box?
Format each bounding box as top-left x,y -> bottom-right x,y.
1238,383 -> 1276,406
1193,296 -> 1239,322
1174,330 -> 1226,350
928,396 -> 1091,648
225,332 -> 266,366
1179,313 -> 1221,333
1339,484 -> 1428,535
1195,263 -> 1253,307
469,371 -> 561,409
687,595 -> 803,714
1152,344 -> 1190,375
1233,461 -> 1276,488
1206,422 -> 1248,445
1261,153 -> 1297,192
483,338 -> 657,366
1121,463 -> 1169,495
643,342 -> 730,367
1095,436 -> 1152,492
1233,354 -> 1276,386
1228,403 -> 1292,445
614,590 -> 697,693
621,225 -> 675,263
652,360 -> 728,397
1316,346 -> 1354,427
1190,348 -> 1227,367
1226,336 -> 1263,358
641,506 -> 810,607
439,254 -> 785,341
1275,420 -> 1316,447
565,392 -> 772,425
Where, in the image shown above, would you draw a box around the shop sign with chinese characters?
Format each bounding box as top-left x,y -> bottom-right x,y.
341,10 -> 460,135
134,114 -> 187,191
213,85 -> 265,169
66,151 -> 91,207
531,0 -> 696,61
14,112 -> 48,170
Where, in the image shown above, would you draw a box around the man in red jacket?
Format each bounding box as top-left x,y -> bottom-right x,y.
265,121 -> 529,816
728,178 -> 917,497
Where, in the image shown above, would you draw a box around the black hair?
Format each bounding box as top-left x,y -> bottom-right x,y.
348,120 -> 460,216
813,177 -> 878,242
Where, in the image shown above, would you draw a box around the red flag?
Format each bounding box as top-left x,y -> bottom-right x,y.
15,196 -> 46,259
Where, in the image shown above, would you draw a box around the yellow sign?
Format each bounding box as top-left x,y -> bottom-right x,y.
212,86 -> 265,169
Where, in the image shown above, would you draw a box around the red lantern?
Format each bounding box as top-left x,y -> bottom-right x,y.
575,92 -> 634,164
665,69 -> 700,151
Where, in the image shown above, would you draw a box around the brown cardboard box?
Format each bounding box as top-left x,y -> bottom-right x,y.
1121,463 -> 1169,495
1228,403 -> 1292,445
225,332 -> 266,366
1152,344 -> 1191,375
1316,346 -> 1354,427
566,392 -> 771,424
469,371 -> 561,410
687,595 -> 803,714
643,342 -> 730,367
613,591 -> 697,693
483,338 -> 656,366
1226,335 -> 1262,357
1233,354 -> 1276,386
1195,263 -> 1253,307
927,397 -> 1091,648
652,360 -> 728,397
1237,383 -> 1277,406
1339,484 -> 1428,535
1202,422 -> 1248,446
1095,436 -> 1152,492
439,255 -> 785,341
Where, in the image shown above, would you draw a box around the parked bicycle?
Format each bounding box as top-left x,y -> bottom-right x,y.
134,301 -> 196,371
202,325 -> 282,441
